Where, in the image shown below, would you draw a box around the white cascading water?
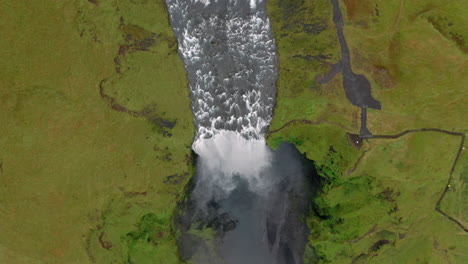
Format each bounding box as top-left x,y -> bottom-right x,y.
192,131 -> 272,195
165,0 -> 277,195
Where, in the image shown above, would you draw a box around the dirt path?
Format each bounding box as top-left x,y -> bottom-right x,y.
266,119 -> 353,135
372,128 -> 466,232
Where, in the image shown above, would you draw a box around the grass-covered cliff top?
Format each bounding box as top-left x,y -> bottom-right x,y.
267,0 -> 467,263
0,0 -> 193,263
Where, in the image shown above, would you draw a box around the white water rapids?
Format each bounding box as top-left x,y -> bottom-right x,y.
165,0 -> 277,140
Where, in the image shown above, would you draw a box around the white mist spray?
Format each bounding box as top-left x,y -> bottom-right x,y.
192,131 -> 273,198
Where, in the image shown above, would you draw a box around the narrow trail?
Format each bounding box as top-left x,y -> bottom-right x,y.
266,119 -> 353,135
267,120 -> 467,232
374,128 -> 466,232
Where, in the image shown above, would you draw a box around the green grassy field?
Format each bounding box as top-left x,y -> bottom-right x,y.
267,0 -> 467,263
0,0 -> 192,263
1,0 -> 467,263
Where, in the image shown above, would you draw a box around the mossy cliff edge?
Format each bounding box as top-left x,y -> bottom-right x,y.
267,0 -> 467,263
0,0 -> 193,263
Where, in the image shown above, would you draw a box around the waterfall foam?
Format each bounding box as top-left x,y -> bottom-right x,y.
192,130 -> 272,194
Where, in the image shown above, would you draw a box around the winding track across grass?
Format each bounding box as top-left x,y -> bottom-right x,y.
267,119 -> 353,134
267,120 -> 467,232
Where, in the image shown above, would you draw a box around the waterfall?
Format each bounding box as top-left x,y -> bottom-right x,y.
165,0 -> 277,140
165,1 -> 314,263
192,131 -> 272,195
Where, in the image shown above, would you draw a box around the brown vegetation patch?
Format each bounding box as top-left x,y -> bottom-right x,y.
303,18 -> 328,35
184,153 -> 193,166
142,104 -> 177,131
351,49 -> 396,89
278,0 -> 305,30
98,232 -> 113,250
99,82 -> 139,116
372,65 -> 396,89
164,172 -> 188,185
379,188 -> 400,202
121,24 -> 157,53
113,56 -> 121,74
276,0 -> 328,36
116,17 -> 161,55
368,239 -> 390,252
118,17 -> 178,55
153,145 -> 173,162
343,0 -> 375,21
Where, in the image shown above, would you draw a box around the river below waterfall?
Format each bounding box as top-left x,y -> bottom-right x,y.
164,1 -> 320,263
